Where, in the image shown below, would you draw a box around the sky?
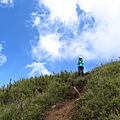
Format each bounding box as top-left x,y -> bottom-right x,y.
0,0 -> 120,87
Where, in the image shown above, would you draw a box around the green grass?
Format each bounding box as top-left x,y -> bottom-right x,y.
0,60 -> 120,120
72,60 -> 120,120
0,71 -> 79,120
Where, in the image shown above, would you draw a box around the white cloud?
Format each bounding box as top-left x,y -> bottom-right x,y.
29,0 -> 120,75
0,0 -> 13,7
0,0 -> 13,4
40,0 -> 78,24
78,0 -> 120,60
0,44 -> 7,66
33,0 -> 120,60
26,62 -> 51,77
32,34 -> 66,61
32,15 -> 40,27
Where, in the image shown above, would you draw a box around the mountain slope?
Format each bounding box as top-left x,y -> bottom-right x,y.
72,60 -> 120,120
0,60 -> 120,120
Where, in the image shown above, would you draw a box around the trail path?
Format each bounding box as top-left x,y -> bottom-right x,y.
45,99 -> 77,120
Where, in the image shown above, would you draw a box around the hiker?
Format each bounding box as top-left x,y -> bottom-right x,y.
77,56 -> 84,76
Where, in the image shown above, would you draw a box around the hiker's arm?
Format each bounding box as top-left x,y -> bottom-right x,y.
81,60 -> 84,65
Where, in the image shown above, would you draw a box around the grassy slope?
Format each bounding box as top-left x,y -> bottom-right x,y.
72,60 -> 120,120
0,60 -> 120,120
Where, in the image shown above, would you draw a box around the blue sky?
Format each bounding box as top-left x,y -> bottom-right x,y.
0,0 -> 120,87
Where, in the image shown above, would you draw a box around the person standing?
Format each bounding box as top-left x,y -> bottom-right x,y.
77,56 -> 84,76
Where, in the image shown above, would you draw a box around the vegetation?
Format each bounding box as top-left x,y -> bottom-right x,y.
0,60 -> 120,120
72,60 -> 120,120
0,71 -> 81,120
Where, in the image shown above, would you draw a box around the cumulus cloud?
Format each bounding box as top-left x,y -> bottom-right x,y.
0,0 -> 13,4
0,0 -> 13,7
26,62 -> 51,77
32,34 -> 66,61
29,0 -> 120,75
0,44 -> 7,66
40,0 -> 78,24
32,0 -> 120,60
78,0 -> 120,60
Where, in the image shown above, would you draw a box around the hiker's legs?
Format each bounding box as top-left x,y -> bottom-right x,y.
78,66 -> 80,76
80,66 -> 84,76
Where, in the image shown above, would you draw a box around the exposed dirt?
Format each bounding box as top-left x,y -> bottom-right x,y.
44,84 -> 85,120
45,99 -> 77,120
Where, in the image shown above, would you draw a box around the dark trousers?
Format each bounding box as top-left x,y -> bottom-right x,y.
78,66 -> 84,76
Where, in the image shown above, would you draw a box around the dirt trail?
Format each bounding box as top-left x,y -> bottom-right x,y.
45,99 -> 77,120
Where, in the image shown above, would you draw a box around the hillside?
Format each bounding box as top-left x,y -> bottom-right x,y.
0,60 -> 120,120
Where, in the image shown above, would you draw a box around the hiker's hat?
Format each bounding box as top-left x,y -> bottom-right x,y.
79,56 -> 82,58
